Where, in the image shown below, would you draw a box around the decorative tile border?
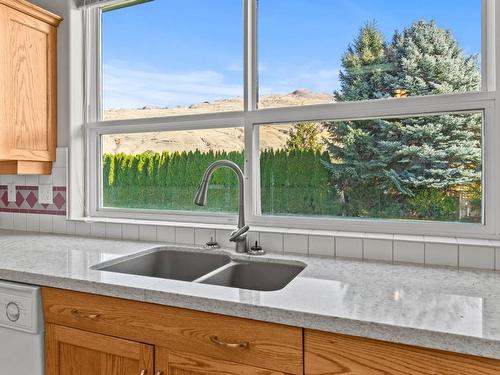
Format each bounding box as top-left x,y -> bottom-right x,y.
0,185 -> 66,216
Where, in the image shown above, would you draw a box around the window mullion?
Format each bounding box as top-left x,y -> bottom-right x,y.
244,0 -> 258,112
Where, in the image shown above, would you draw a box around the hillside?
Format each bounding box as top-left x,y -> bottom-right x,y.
102,90 -> 334,154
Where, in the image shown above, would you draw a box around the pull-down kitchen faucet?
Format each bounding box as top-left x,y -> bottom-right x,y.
194,160 -> 263,255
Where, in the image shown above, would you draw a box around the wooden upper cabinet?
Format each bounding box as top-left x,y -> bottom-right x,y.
0,0 -> 61,175
45,323 -> 154,375
305,329 -> 500,375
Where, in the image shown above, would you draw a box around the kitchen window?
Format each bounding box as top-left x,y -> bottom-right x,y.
84,0 -> 498,237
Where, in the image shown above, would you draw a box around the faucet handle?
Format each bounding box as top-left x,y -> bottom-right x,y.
229,225 -> 250,242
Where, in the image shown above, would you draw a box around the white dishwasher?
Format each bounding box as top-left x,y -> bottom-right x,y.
0,281 -> 44,374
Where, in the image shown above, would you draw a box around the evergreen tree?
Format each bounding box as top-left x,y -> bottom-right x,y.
285,122 -> 324,152
335,21 -> 393,101
325,23 -> 395,215
388,21 -> 480,96
325,20 -> 481,220
383,21 -> 481,192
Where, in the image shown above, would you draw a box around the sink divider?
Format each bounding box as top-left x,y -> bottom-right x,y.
192,261 -> 241,283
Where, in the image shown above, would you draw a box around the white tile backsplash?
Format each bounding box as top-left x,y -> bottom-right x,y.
336,237 -> 363,259
247,231 -> 260,249
283,234 -> 308,255
75,221 -> 91,237
364,239 -> 393,261
2,212 -> 500,270
90,223 -> 106,238
215,229 -> 232,249
0,213 -> 13,230
106,223 -> 122,239
260,232 -> 283,254
54,148 -> 67,168
139,225 -> 157,241
25,175 -> 38,186
195,228 -> 216,246
38,174 -> 53,185
157,226 -> 175,243
176,227 -> 195,245
13,214 -> 27,232
52,167 -> 66,186
459,245 -> 495,270
394,241 -> 425,264
12,175 -> 26,185
26,214 -> 40,232
52,216 -> 67,234
121,224 -> 139,241
65,220 -> 76,235
496,248 -> 500,271
308,235 -> 334,257
39,215 -> 53,233
0,175 -> 13,184
425,243 -> 458,267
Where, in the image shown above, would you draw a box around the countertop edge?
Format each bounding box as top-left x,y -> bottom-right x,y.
1,268 -> 499,361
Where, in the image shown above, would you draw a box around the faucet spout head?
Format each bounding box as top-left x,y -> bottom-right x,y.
194,180 -> 209,206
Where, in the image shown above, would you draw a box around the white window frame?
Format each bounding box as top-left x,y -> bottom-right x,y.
85,0 -> 500,238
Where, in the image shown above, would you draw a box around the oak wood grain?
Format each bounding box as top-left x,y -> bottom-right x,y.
305,329 -> 500,375
42,287 -> 304,374
0,160 -> 52,174
0,0 -> 62,26
45,323 -> 154,375
156,347 -> 290,375
0,1 -> 58,170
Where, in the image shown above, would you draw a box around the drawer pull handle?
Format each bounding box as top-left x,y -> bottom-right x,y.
140,371 -> 147,375
70,309 -> 101,320
156,372 -> 163,375
210,335 -> 250,349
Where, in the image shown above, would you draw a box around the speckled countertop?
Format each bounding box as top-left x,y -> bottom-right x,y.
0,229 -> 499,359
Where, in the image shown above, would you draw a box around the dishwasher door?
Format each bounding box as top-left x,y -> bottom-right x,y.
0,326 -> 44,373
0,281 -> 44,374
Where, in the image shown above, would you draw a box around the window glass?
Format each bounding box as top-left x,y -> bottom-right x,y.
101,0 -> 243,120
102,127 -> 244,213
258,0 -> 481,109
259,112 -> 482,223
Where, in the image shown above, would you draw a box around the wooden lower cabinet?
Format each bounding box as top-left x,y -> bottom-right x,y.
304,329 -> 500,375
45,324 -> 154,375
42,288 -> 302,375
155,347 -> 289,375
42,288 -> 500,375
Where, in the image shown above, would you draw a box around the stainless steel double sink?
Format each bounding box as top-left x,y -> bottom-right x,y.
92,248 -> 306,292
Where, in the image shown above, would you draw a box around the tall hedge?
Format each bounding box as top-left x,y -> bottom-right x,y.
102,149 -> 334,215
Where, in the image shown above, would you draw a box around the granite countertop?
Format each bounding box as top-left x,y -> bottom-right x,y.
0,230 -> 499,359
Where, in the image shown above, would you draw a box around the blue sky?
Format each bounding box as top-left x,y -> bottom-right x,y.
102,0 -> 481,109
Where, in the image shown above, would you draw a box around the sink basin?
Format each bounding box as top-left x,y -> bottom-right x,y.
95,249 -> 231,282
200,262 -> 305,291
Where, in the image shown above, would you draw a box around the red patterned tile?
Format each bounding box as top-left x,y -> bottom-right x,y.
0,191 -> 8,206
53,193 -> 65,209
25,192 -> 37,208
15,191 -> 24,207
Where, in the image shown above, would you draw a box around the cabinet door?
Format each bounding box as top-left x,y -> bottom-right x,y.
45,324 -> 154,375
155,347 -> 290,375
0,3 -> 57,161
305,329 -> 500,375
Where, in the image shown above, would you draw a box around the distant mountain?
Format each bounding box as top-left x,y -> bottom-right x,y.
102,90 -> 334,155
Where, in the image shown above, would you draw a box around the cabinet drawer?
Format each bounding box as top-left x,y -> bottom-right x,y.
305,329 -> 500,375
42,288 -> 303,374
